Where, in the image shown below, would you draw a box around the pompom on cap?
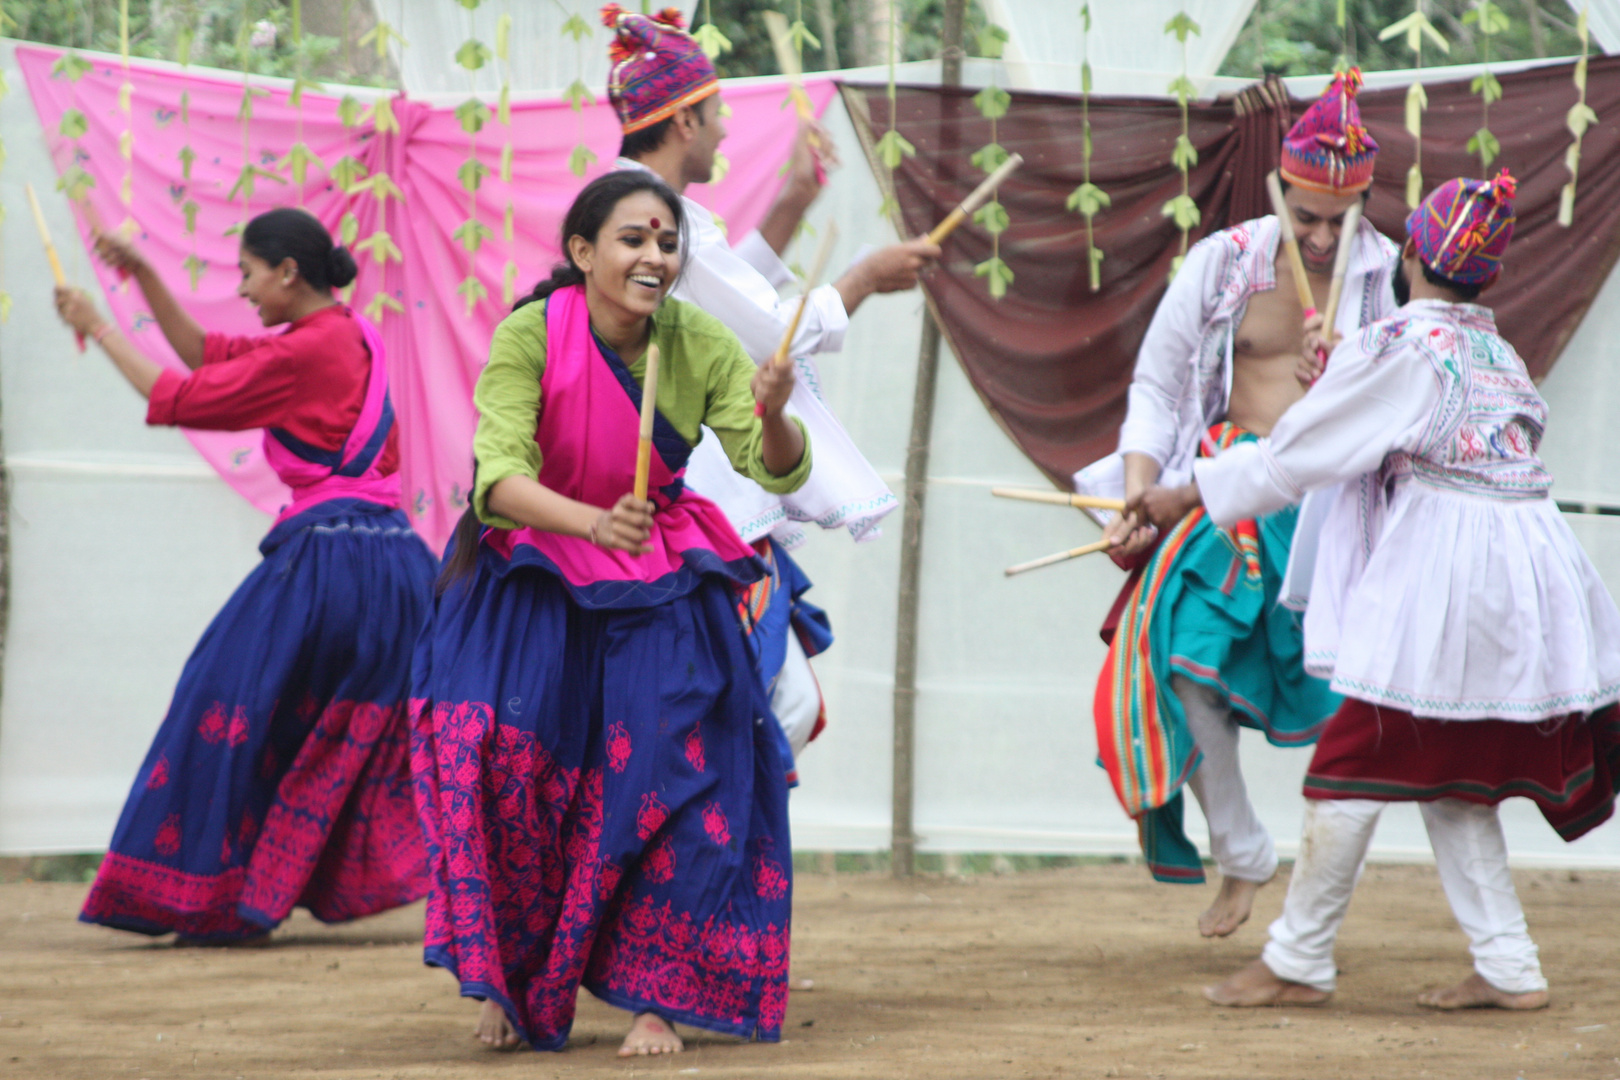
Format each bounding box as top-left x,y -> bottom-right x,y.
601,3 -> 719,133
1279,67 -> 1379,196
1405,168 -> 1518,286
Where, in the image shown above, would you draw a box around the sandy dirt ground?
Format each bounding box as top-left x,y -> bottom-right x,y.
1,862 -> 1618,1079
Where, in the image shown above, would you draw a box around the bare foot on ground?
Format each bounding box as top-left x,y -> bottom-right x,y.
1417,973 -> 1549,1011
1203,958 -> 1332,1007
1198,874 -> 1268,938
475,999 -> 521,1049
618,1013 -> 683,1056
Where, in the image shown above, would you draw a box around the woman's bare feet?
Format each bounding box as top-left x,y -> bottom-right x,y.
475,999 -> 521,1050
1417,973 -> 1549,1011
1203,957 -> 1332,1007
1198,873 -> 1268,938
618,1012 -> 683,1057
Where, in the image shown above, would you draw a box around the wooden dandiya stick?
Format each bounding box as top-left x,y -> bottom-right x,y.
1265,170 -> 1318,318
753,220 -> 840,418
990,486 -> 1126,512
633,342 -> 662,502
928,153 -> 1025,245
1005,538 -> 1113,577
1313,199 -> 1363,369
763,11 -> 828,184
76,197 -> 132,282
27,183 -> 85,352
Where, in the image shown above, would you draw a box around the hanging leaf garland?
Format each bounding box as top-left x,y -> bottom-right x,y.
1463,0 -> 1509,171
875,0 -> 914,220
454,0 -> 492,316
496,5 -> 519,306
226,9 -> 286,237
279,0 -> 328,203
970,23 -> 1013,300
333,94 -> 369,259
355,7 -> 409,323
51,51 -> 95,202
0,61 -> 8,321
117,0 -> 134,223
1561,4 -> 1597,227
1163,8 -> 1201,278
1379,1 -> 1449,208
1065,4 -> 1109,292
565,8 -> 597,178
694,0 -> 732,61
173,32 -> 207,289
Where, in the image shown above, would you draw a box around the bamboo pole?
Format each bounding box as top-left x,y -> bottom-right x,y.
891,0 -> 968,879
1265,170 -> 1317,316
1313,200 -> 1363,372
991,486 -> 1125,512
1005,539 -> 1112,576
754,222 -> 839,417
632,343 -> 661,502
27,184 -> 84,352
927,153 -> 1023,245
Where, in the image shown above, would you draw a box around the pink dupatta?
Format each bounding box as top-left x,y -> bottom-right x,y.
485,285 -> 757,603
259,309 -> 400,526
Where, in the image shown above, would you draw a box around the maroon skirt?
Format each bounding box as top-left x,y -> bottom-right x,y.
1303,699 -> 1620,841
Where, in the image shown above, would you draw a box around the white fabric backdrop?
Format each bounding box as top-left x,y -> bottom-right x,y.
983,0 -> 1256,86
4,37 -> 1620,868
387,0 -> 698,96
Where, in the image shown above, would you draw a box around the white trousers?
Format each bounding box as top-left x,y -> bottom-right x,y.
1262,797 -> 1546,994
1174,676 -> 1278,883
772,632 -> 821,758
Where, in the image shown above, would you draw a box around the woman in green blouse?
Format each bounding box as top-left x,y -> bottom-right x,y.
411,170 -> 810,1058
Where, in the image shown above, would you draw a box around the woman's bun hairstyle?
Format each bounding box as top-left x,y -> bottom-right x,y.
241,207 -> 352,294
327,245 -> 359,289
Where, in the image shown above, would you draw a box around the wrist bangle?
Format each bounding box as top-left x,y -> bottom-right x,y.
92,323 -> 117,345
588,512 -> 604,548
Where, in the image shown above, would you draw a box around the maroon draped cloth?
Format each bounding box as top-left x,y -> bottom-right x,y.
846,56 -> 1620,484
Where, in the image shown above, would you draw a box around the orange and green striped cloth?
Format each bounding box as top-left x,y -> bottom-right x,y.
1093,422 -> 1339,883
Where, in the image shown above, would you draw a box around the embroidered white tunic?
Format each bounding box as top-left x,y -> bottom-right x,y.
616,158 -> 897,546
1074,214 -> 1398,499
1195,299 -> 1620,721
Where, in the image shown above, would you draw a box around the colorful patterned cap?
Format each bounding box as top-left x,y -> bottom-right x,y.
1405,170 -> 1517,285
602,3 -> 720,134
1280,68 -> 1379,195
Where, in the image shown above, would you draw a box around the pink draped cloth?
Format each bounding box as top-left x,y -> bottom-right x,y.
485,284 -> 754,592
259,308 -> 399,526
18,46 -> 834,550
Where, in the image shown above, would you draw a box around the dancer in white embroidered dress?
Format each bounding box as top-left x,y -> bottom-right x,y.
1146,171 -> 1620,1010
603,4 -> 936,759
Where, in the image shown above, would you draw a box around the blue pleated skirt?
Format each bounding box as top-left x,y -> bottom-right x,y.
81,498 -> 437,939
410,541 -> 793,1050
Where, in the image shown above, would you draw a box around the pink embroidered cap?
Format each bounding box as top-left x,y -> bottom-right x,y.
1280,68 -> 1379,195
1405,169 -> 1517,285
602,3 -> 720,134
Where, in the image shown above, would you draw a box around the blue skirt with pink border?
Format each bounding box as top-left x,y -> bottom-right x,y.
80,498 -> 437,940
409,536 -> 792,1051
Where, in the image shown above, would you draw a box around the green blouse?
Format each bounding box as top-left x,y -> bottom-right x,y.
472,295 -> 813,529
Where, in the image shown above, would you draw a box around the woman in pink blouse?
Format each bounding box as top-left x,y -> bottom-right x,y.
54,208 -> 435,942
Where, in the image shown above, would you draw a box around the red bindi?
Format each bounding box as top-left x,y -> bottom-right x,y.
649,217 -> 661,229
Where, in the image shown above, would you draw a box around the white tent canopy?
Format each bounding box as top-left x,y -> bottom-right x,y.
5,17 -> 1620,869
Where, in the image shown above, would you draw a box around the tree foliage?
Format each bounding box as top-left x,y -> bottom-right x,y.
3,0 -> 378,84
707,0 -> 994,78
1219,0 -> 1581,78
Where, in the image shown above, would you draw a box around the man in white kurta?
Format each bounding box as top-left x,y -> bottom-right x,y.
1159,172 -> 1620,1010
610,51 -> 938,760
1076,71 -> 1399,940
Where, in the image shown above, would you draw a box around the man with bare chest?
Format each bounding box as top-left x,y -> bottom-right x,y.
1075,71 -> 1398,939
